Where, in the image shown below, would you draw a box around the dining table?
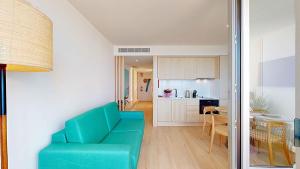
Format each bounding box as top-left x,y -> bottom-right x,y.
250,112 -> 293,123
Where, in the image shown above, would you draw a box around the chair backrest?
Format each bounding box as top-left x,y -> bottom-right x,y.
203,106 -> 216,123
251,120 -> 287,143
267,121 -> 287,142
203,106 -> 216,115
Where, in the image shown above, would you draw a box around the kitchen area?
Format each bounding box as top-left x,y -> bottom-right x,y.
154,56 -> 229,126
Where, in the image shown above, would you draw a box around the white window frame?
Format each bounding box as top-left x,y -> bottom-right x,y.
241,0 -> 296,168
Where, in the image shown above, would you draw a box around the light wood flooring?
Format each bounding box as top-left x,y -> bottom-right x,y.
128,102 -> 295,168
250,142 -> 295,167
128,101 -> 229,169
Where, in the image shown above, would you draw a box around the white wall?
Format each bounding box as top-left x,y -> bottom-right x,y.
158,80 -> 215,97
250,25 -> 295,119
137,72 -> 153,101
219,55 -> 229,106
7,0 -> 114,169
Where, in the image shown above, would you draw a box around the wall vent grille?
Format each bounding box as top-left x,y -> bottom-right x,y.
118,48 -> 150,53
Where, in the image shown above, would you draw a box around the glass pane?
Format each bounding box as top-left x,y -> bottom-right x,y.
249,0 -> 295,167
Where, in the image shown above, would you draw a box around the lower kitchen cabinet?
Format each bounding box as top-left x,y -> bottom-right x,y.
172,99 -> 186,122
157,98 -> 172,122
157,98 -> 203,124
186,105 -> 200,122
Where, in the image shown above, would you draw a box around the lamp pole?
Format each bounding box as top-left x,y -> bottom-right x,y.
0,64 -> 8,169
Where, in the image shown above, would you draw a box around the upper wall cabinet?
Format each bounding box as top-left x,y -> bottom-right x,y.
158,57 -> 220,80
158,58 -> 185,79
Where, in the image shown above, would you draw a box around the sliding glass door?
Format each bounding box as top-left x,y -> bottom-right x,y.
241,0 -> 296,168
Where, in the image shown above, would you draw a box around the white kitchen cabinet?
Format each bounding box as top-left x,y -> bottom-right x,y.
157,98 -> 172,122
169,58 -> 185,79
157,98 -> 206,124
158,58 -> 184,79
183,58 -> 197,79
186,105 -> 200,122
158,57 -> 219,79
186,99 -> 200,122
158,58 -> 171,80
196,58 -> 219,79
171,99 -> 186,122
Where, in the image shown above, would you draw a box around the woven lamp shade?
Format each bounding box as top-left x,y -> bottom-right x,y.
0,0 -> 53,72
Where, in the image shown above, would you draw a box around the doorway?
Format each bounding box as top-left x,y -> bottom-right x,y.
115,56 -> 154,111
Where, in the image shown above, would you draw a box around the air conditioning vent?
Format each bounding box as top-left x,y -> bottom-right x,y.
118,48 -> 150,53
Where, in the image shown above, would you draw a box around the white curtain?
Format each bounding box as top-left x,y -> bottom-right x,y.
115,56 -> 125,110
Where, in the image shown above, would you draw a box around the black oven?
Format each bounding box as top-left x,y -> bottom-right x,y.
199,99 -> 219,114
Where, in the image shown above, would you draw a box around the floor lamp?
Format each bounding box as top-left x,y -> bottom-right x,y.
0,0 -> 53,168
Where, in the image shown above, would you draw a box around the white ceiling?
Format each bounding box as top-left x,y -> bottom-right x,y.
125,56 -> 153,69
68,0 -> 228,46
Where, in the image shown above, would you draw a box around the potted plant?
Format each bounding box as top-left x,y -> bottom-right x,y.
250,92 -> 269,113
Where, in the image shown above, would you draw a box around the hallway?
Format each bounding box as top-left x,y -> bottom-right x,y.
128,102 -> 229,169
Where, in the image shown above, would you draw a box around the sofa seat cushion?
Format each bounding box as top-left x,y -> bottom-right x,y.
102,132 -> 143,168
103,102 -> 121,131
112,119 -> 144,134
65,107 -> 109,144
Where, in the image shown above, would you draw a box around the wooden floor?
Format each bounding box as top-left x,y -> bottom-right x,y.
128,101 -> 229,169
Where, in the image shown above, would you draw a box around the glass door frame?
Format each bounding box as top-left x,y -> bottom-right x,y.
229,0 -> 242,168
240,0 -> 296,168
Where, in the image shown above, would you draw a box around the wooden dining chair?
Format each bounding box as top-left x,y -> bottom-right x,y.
250,120 -> 292,165
202,106 -> 216,136
209,114 -> 228,153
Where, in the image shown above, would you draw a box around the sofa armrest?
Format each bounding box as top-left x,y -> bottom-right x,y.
120,111 -> 144,119
39,144 -> 132,169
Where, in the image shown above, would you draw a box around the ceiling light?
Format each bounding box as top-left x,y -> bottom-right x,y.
195,78 -> 202,83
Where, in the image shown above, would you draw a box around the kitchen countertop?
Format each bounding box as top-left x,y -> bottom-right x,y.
157,96 -> 219,100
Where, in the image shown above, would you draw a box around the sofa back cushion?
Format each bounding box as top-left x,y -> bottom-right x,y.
103,102 -> 121,131
65,107 -> 109,143
51,129 -> 67,144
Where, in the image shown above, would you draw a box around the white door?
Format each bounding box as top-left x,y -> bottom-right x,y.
241,0 -> 296,168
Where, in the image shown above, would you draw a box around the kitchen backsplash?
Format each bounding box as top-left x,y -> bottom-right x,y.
158,79 -> 220,98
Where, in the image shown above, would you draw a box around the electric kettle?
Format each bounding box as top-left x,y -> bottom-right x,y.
185,90 -> 191,98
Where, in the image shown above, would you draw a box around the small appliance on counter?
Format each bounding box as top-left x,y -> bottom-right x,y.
185,90 -> 191,98
192,90 -> 197,98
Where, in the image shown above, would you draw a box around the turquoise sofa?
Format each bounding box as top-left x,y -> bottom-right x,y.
39,102 -> 145,169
